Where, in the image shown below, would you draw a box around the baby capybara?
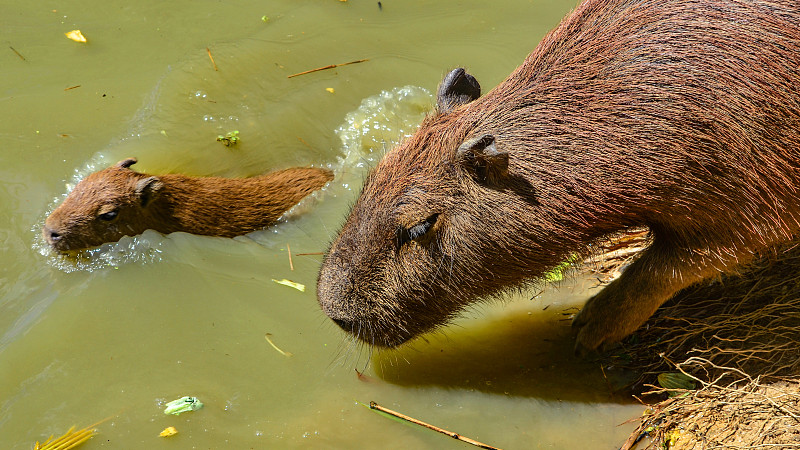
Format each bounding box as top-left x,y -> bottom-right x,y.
317,0 -> 800,355
44,158 -> 333,252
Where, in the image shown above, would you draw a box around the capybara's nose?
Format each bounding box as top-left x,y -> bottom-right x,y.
43,226 -> 61,243
332,317 -> 354,332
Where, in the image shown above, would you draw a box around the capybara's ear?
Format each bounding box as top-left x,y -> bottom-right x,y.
437,68 -> 481,113
456,134 -> 509,185
135,176 -> 164,207
116,157 -> 138,169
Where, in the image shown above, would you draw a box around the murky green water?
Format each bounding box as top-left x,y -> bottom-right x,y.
1,1 -> 643,448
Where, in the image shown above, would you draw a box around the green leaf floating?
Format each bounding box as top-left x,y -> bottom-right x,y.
164,396 -> 204,415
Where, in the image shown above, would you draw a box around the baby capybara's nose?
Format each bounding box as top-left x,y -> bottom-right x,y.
43,226 -> 61,244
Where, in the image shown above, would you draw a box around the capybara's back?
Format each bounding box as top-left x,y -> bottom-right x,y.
317,0 -> 800,351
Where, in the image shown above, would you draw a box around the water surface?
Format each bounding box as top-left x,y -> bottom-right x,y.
1,1 -> 642,448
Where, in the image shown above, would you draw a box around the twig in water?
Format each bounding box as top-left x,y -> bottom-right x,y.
265,333 -> 293,357
206,47 -> 218,71
355,368 -> 377,383
34,416 -> 113,450
64,85 -> 81,91
296,136 -> 314,150
599,364 -> 615,397
287,243 -> 294,271
9,46 -> 25,60
295,252 -> 324,256
366,401 -> 502,450
287,59 -> 368,78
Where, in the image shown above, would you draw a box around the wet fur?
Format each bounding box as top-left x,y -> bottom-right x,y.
44,158 -> 333,251
317,0 -> 800,353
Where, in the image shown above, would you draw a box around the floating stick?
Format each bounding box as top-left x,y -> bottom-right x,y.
287,243 -> 294,271
366,401 -> 502,450
206,47 -> 218,71
287,59 -> 368,78
265,333 -> 293,357
9,46 -> 25,60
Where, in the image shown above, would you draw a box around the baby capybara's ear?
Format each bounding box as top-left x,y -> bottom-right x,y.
134,176 -> 163,207
456,134 -> 509,185
116,157 -> 138,169
437,68 -> 481,113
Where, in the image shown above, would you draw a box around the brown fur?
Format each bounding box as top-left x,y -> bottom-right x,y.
316,0 -> 800,353
44,158 -> 333,252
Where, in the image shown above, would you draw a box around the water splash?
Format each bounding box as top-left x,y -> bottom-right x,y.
335,85 -> 433,172
35,85 -> 432,272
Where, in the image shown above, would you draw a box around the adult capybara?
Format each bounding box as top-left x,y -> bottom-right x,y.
317,0 -> 800,354
44,158 -> 333,252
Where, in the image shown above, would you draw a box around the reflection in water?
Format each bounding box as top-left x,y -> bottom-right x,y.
374,304 -> 636,403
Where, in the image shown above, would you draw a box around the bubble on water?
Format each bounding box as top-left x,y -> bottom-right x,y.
35,228 -> 167,273
335,85 -> 433,171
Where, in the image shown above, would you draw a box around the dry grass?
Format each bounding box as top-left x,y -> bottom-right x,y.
582,232 -> 800,449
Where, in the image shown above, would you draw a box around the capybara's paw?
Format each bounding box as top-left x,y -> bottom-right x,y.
572,285 -> 637,357
571,296 -> 612,357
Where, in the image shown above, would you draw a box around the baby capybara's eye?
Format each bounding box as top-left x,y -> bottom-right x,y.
396,213 -> 438,248
97,209 -> 119,221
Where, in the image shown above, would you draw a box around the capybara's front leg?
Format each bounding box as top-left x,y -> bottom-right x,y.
572,236 -> 742,356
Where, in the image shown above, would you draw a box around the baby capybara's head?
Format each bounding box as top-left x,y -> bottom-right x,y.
317,69 -> 567,347
43,158 -> 164,252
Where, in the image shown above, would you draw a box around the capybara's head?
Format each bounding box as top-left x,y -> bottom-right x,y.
317,69 -> 570,347
43,158 -> 164,252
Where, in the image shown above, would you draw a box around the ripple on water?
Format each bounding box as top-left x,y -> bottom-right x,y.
34,86 -> 432,273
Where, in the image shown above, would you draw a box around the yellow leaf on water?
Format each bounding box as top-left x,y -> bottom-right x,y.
272,279 -> 305,292
34,420 -> 104,450
326,88 -> 335,93
159,426 -> 178,437
65,30 -> 87,43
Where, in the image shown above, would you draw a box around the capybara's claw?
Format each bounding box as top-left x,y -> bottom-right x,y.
573,337 -> 596,359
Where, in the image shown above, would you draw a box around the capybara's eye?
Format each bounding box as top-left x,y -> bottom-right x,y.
98,209 -> 119,221
396,214 -> 439,248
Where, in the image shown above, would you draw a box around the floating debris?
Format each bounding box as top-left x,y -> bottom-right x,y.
159,426 -> 178,438
362,401 -> 502,450
164,396 -> 203,415
65,30 -> 87,43
34,418 -> 109,450
206,47 -> 218,71
287,59 -> 368,78
265,332 -> 293,357
216,130 -> 239,146
9,46 -> 25,60
272,278 -> 305,292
